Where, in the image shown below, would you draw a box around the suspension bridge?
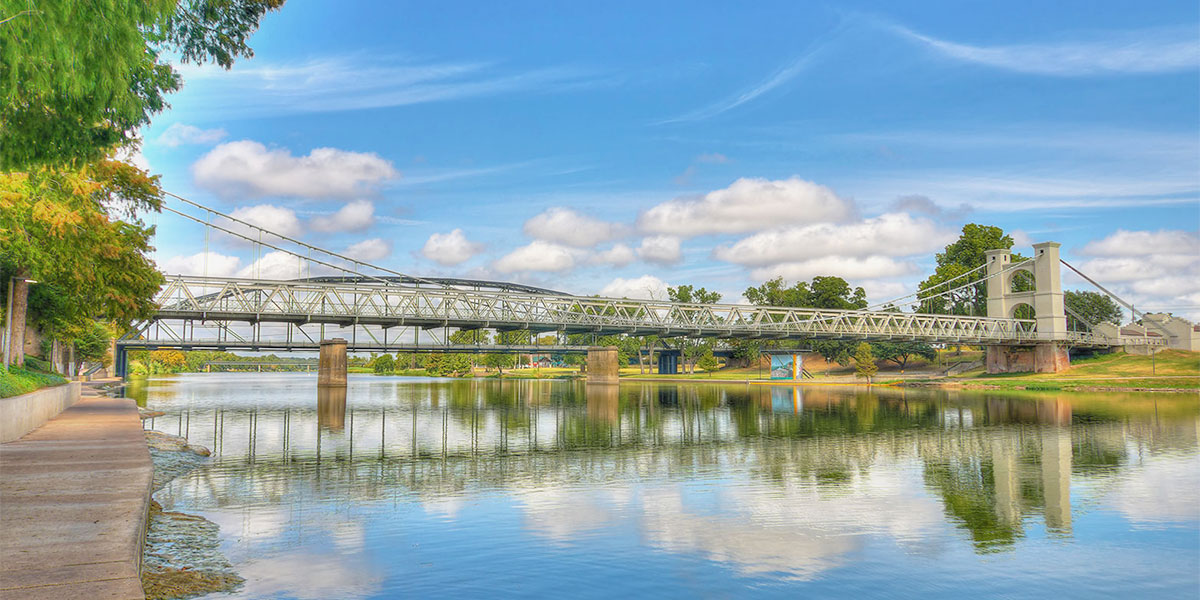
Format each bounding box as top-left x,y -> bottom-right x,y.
117,194 -> 1185,379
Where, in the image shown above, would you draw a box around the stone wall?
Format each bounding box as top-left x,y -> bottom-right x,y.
0,381 -> 82,442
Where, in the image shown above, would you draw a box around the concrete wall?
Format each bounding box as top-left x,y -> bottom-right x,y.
0,381 -> 82,443
587,346 -> 620,384
986,343 -> 1069,374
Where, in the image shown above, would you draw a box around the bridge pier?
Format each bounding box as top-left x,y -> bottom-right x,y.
986,343 -> 1069,374
657,352 -> 679,375
587,346 -> 620,384
318,338 -> 348,386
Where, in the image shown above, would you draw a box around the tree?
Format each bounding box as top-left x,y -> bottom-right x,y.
1,157 -> 164,365
372,354 -> 395,374
1,0 -> 284,171
872,341 -> 936,372
853,343 -> 877,383
745,276 -> 868,367
667,285 -> 721,374
483,352 -> 515,375
916,224 -> 1025,316
696,349 -> 720,376
148,349 -> 186,373
1064,290 -> 1123,329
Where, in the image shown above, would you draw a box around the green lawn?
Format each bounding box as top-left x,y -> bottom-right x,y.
952,350 -> 1200,390
0,364 -> 68,398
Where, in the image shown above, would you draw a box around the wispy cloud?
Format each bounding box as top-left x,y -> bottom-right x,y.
891,24 -> 1200,76
174,55 -> 606,117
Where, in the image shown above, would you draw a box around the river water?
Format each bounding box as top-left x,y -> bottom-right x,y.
128,373 -> 1199,599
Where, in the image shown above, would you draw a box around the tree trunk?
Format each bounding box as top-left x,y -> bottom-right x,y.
8,271 -> 29,367
637,347 -> 646,374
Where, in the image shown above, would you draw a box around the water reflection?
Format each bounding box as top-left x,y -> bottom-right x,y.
132,375 -> 1200,598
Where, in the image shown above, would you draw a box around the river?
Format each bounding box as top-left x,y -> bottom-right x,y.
126,373 -> 1199,599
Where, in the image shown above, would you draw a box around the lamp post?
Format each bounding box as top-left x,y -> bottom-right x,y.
3,276 -> 38,370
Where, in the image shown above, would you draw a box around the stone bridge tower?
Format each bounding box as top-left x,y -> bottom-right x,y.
983,242 -> 1069,373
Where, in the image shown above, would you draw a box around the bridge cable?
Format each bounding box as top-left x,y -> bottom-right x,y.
865,261 -> 989,310
1060,259 -> 1172,338
162,191 -> 453,289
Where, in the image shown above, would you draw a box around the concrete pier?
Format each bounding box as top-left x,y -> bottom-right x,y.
986,343 -> 1070,374
318,338 -> 348,386
0,395 -> 153,599
586,346 -> 620,384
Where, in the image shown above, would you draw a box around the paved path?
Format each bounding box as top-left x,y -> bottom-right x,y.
0,395 -> 151,599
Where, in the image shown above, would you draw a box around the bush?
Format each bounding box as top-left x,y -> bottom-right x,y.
0,365 -> 67,398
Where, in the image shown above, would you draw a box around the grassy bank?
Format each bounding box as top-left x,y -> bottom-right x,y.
941,350 -> 1200,391
0,364 -> 68,398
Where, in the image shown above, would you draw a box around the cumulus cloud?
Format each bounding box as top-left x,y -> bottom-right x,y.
493,241 -> 578,274
344,238 -> 391,262
887,195 -> 971,220
748,256 -> 919,282
310,200 -> 375,233
599,275 -> 670,300
714,212 -> 952,267
157,123 -> 228,147
637,236 -> 682,265
1073,229 -> 1200,319
590,244 -> 636,267
160,252 -> 241,277
236,251 -> 311,280
193,140 -> 397,199
639,177 -> 856,237
523,207 -> 627,248
421,229 -> 483,266
222,204 -> 304,241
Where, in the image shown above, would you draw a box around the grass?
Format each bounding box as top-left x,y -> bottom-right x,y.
0,364 -> 68,398
951,350 -> 1200,390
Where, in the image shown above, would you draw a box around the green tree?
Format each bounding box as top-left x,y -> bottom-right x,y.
872,341 -> 936,371
483,352 -> 515,374
667,285 -> 721,374
917,224 -> 1025,316
1,158 -> 164,365
696,349 -> 720,376
1064,290 -> 1123,329
1,0 -> 284,171
745,276 -> 867,367
853,343 -> 877,383
372,353 -> 395,374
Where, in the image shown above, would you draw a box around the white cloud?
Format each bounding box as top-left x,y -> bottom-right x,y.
193,140 -> 397,199
236,251 -> 312,280
599,275 -> 670,300
696,153 -> 730,164
1080,229 -> 1200,257
115,145 -> 150,172
1072,229 -> 1200,319
590,244 -> 636,267
156,123 -> 228,147
749,256 -> 919,282
894,25 -> 1200,76
493,241 -> 578,274
344,238 -> 391,262
421,229 -> 482,266
160,252 -> 241,277
310,200 -> 375,233
523,207 -> 627,248
637,236 -> 682,265
639,177 -> 856,237
223,204 -> 303,241
714,213 -> 952,267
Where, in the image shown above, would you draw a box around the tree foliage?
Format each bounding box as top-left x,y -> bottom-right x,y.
916,224 -> 1024,316
0,0 -> 283,171
372,353 -> 395,374
1064,290 -> 1123,328
872,341 -> 936,371
853,342 -> 877,382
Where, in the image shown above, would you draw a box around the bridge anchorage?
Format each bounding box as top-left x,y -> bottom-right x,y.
116,194 -> 1194,379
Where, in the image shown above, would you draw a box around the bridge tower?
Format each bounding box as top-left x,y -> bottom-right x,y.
984,242 -> 1069,374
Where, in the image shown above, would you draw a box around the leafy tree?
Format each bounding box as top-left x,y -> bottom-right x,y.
1064,290 -> 1123,329
372,354 -> 395,374
483,352 -> 515,374
916,224 -> 1025,316
1,0 -> 284,171
696,349 -> 720,376
73,321 -> 113,371
745,276 -> 867,367
872,341 -> 936,371
853,342 -> 877,383
1,157 -> 163,365
148,349 -> 186,373
667,285 -> 722,374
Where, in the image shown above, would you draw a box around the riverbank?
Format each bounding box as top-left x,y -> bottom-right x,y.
0,395 -> 152,599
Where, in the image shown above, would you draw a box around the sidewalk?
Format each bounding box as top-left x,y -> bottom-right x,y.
0,395 -> 152,599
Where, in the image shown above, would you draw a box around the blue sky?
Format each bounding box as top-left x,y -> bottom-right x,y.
138,1 -> 1200,316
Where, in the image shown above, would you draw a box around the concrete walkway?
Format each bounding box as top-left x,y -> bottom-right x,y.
0,395 -> 151,599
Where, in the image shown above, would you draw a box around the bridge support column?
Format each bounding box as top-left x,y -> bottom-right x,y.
986,343 -> 1069,374
587,346 -> 620,384
657,352 -> 678,375
318,338 -> 348,386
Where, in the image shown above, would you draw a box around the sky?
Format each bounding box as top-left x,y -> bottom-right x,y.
138,1 -> 1200,318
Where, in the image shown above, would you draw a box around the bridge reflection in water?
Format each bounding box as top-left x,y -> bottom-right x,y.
132,375 -> 1198,564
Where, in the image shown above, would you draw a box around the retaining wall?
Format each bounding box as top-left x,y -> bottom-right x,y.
0,381 -> 82,443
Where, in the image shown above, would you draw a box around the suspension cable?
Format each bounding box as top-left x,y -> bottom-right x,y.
1060,259 -> 1172,337
866,261 -> 989,310
163,191 -> 451,288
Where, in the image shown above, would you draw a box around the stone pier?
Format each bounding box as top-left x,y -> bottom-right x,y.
986,343 -> 1070,374
586,346 -> 620,385
318,338 -> 348,386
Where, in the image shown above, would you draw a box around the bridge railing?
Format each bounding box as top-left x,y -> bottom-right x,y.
145,275 -> 1053,344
